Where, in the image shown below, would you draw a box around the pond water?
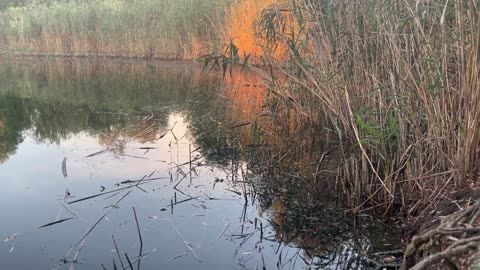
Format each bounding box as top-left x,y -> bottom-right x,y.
0,58 -> 402,270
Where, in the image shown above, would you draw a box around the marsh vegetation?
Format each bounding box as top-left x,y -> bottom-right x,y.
0,0 -> 479,269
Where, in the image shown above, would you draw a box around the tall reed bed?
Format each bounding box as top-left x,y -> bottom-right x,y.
254,0 -> 480,215
0,0 -> 219,59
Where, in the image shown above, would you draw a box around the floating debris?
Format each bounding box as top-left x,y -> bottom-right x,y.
120,177 -> 169,185
85,149 -> 113,158
170,252 -> 189,261
217,221 -> 232,239
225,189 -> 242,196
68,183 -> 147,204
119,154 -> 149,160
64,188 -> 71,199
4,233 -> 20,242
62,157 -> 68,179
139,147 -> 157,150
37,217 -> 75,229
166,196 -> 200,207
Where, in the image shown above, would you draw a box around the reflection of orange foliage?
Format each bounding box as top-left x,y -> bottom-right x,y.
223,71 -> 267,144
221,71 -> 321,176
225,72 -> 266,117
224,0 -> 286,60
267,198 -> 337,257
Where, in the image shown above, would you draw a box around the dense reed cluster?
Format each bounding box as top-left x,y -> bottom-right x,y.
255,0 -> 480,215
0,0 -> 219,59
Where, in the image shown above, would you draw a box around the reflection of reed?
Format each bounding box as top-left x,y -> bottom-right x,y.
1,59 -> 207,108
182,67 -> 269,166
0,0 -> 217,59
97,118 -> 162,156
209,80 -> 402,268
185,67 -> 393,267
0,59 -> 217,163
0,58 -> 274,165
223,71 -> 267,144
258,189 -> 399,269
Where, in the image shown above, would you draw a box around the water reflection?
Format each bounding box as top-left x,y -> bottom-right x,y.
0,58 -> 401,269
0,96 -> 31,163
0,59 -> 201,162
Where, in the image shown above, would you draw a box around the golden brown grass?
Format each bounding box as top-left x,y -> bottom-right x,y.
0,0 -> 218,59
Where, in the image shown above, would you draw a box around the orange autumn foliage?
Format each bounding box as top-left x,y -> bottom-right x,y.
223,0 -> 288,61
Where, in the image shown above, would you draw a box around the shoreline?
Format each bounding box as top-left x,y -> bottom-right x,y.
0,51 -> 198,62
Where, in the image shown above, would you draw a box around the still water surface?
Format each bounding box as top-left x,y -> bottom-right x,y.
0,58 -> 401,270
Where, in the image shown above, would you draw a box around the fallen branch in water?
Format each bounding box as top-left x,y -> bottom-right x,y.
85,149 -> 113,158
68,182 -> 148,204
37,217 -> 74,229
62,157 -> 68,179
